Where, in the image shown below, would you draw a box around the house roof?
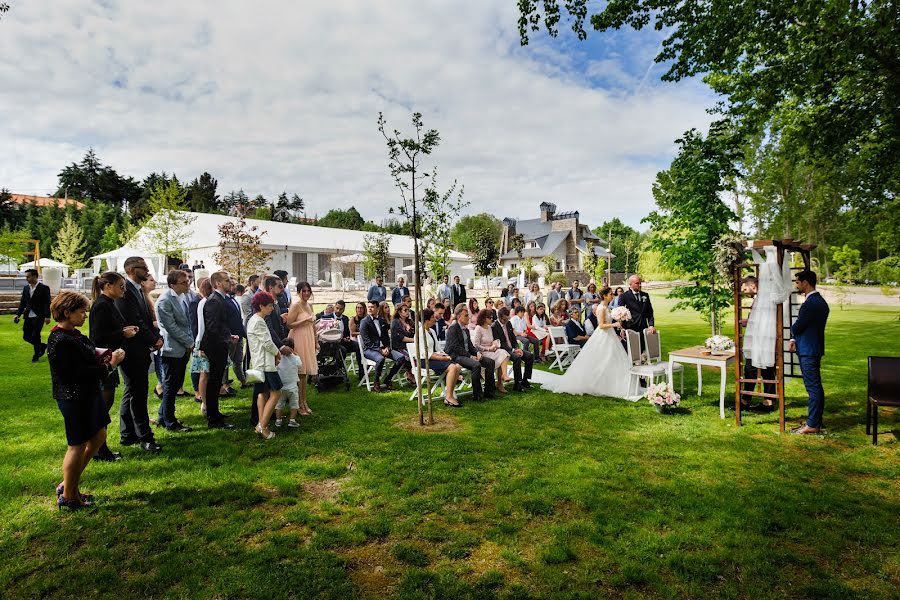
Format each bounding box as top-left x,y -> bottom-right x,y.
9,193 -> 85,210
577,240 -> 614,258
500,231 -> 569,260
132,211 -> 470,259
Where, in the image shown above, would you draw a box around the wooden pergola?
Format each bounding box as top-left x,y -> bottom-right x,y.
732,239 -> 815,433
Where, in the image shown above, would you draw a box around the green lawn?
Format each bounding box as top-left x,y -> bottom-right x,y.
1,296 -> 898,599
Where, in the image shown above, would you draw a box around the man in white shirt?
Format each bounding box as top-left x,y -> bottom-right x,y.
510,306 -> 541,357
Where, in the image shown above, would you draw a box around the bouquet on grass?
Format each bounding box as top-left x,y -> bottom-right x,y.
704,335 -> 734,352
646,382 -> 680,409
610,306 -> 632,323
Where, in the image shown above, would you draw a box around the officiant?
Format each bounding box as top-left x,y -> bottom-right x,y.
618,275 -> 655,349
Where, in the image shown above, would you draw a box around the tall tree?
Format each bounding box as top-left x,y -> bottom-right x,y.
317,207 -> 368,230
186,172 -> 219,213
213,207 -> 273,282
273,192 -> 304,222
450,213 -> 502,254
140,179 -> 197,259
644,124 -> 738,334
362,232 -> 391,280
51,214 -> 87,270
54,149 -> 141,207
594,218 -> 640,274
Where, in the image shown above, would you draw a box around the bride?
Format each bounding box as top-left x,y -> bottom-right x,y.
541,286 -> 633,398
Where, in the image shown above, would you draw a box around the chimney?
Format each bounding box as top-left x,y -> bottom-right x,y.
539,202 -> 556,222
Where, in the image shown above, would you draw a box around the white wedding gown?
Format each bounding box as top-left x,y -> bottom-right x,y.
541,306 -> 633,398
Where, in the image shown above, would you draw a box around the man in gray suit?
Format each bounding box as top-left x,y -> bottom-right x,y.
156,269 -> 195,432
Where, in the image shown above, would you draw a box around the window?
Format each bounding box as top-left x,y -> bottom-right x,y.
317,253 -> 332,282
292,253 -> 307,282
555,261 -> 562,271
526,241 -> 538,249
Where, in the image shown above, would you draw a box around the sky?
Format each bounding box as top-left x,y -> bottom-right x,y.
0,1 -> 717,231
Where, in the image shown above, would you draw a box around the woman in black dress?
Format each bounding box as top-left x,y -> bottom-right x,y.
390,304 -> 417,386
89,272 -> 138,461
49,291 -> 125,510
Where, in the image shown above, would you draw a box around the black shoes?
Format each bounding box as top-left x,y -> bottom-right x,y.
140,441 -> 163,453
120,437 -> 140,446
749,402 -> 776,413
208,421 -> 235,429
166,421 -> 193,432
484,392 -> 497,400
93,445 -> 122,462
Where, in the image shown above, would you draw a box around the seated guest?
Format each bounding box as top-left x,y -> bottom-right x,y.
471,309 -> 511,394
378,301 -> 393,326
492,307 -> 534,391
431,302 -> 448,340
510,297 -> 523,313
316,304 -> 336,320
390,303 -> 417,386
416,308 -> 463,407
484,297 -> 498,322
360,300 -> 407,392
584,303 -> 599,336
333,300 -> 360,373
500,283 -> 515,299
495,298 -> 506,314
466,298 -> 480,332
550,298 -> 569,327
48,291 -> 126,510
565,308 -> 590,347
401,294 -> 415,324
426,297 -> 436,312
510,306 -> 541,358
525,301 -> 549,360
348,302 -> 366,340
444,304 -> 497,401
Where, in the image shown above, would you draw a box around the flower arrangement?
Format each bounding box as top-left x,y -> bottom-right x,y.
610,306 -> 632,323
647,383 -> 680,409
705,335 -> 734,352
713,232 -> 746,281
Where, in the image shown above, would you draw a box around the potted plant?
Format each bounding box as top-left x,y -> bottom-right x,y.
647,383 -> 681,413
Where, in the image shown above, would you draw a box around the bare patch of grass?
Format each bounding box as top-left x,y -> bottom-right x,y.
393,413 -> 465,433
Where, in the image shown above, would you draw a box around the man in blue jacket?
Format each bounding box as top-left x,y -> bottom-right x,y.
789,270 -> 830,435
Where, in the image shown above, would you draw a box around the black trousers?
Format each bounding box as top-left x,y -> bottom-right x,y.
342,339 -> 361,374
159,353 -> 190,428
742,360 -> 776,398
205,345 -> 228,424
120,356 -> 154,443
453,355 -> 496,398
22,316 -> 45,358
510,350 -> 534,384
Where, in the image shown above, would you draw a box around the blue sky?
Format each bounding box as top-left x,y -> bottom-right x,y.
0,1 -> 716,231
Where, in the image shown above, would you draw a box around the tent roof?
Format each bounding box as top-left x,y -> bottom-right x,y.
19,258 -> 69,269
132,212 -> 470,259
91,246 -> 159,260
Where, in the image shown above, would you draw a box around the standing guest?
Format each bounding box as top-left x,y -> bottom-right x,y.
390,303 -> 418,386
48,291 -> 126,510
225,277 -> 247,390
525,282 -> 543,307
273,270 -> 292,310
436,275 -> 452,312
14,268 -> 51,363
201,272 -> 237,429
466,298 -> 480,332
88,271 -> 137,462
246,291 -> 280,439
790,270 -> 830,435
530,303 -> 551,357
416,308 -> 463,407
444,305 -> 496,401
392,276 -> 410,306
566,308 -> 590,347
493,307 -> 534,391
333,300 -> 359,370
431,302 -> 448,341
286,282 -> 317,413
547,282 -> 562,308
141,273 -> 165,400
116,257 -> 164,453
582,283 -> 600,315
240,275 -> 260,326
155,269 -> 194,432
190,277 -> 212,410
422,277 -> 436,301
274,337 -> 303,425
511,306 -> 541,358
609,287 -> 625,308
263,276 -> 288,344
449,275 -> 467,311
471,309 -> 511,394
359,300 -> 407,392
617,275 -> 655,350
367,275 -> 387,303
567,280 -> 584,318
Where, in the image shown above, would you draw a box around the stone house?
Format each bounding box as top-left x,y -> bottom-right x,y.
499,202 -> 610,279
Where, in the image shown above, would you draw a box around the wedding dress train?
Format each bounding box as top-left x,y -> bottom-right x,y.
541,306 -> 633,398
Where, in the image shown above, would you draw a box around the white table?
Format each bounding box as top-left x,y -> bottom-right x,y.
668,346 -> 736,419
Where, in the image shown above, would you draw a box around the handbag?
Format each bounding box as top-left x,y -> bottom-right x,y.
245,369 -> 264,384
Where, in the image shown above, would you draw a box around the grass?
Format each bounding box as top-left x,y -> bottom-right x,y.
0,295 -> 898,599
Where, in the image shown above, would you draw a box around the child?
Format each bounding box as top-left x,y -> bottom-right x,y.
274,338 -> 302,427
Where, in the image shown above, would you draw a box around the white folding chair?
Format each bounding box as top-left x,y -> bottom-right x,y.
357,335 -> 377,391
644,329 -> 683,395
548,326 -> 581,372
406,342 -> 444,403
626,329 -> 668,397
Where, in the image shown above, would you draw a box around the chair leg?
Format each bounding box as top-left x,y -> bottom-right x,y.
873,403 -> 878,445
865,398 -> 871,435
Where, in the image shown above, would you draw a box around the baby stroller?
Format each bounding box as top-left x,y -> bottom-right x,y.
315,319 -> 351,391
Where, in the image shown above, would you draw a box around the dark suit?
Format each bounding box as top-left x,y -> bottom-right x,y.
225,294 -> 246,384
16,282 -> 51,358
492,320 -> 533,385
115,279 -> 162,444
391,286 -> 410,306
359,315 -> 405,384
618,289 -> 654,350
431,318 -> 447,341
449,283 -> 467,311
201,291 -> 232,423
444,322 -> 495,399
791,291 -> 830,428
565,319 -> 588,347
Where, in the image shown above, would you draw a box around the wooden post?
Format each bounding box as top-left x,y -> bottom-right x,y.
734,261 -> 743,426
775,245 -> 786,433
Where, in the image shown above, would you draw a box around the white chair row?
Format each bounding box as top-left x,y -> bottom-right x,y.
548,325 -> 580,372
405,341 -> 473,404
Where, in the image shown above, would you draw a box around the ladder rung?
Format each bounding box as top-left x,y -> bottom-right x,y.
739,391 -> 781,399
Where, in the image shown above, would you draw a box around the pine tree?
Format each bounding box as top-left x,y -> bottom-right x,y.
52,214 -> 87,270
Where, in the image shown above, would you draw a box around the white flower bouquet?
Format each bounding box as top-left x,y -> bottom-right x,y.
647,382 -> 680,409
705,335 -> 734,352
610,306 -> 632,323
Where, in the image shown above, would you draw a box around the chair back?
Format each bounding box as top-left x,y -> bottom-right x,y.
625,330 -> 642,365
548,326 -> 570,350
644,329 -> 662,363
869,356 -> 900,402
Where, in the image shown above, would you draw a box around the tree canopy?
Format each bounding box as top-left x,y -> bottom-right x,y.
450,213 -> 502,254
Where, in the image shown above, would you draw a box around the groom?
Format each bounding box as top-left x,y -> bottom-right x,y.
789,270 -> 829,435
619,275 -> 655,349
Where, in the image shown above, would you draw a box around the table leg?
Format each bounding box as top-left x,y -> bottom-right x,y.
697,364 -> 703,395
668,358 -> 674,392
719,365 -> 727,419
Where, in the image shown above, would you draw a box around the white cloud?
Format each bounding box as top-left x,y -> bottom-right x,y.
0,0 -> 715,230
